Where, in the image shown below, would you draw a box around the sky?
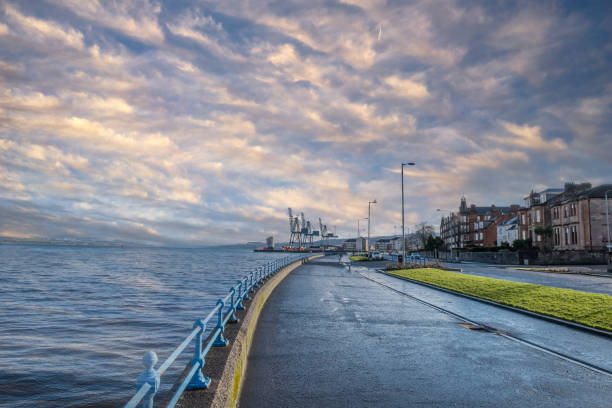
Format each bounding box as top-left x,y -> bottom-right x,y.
0,0 -> 611,246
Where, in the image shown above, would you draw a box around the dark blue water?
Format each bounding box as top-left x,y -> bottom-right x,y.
0,245 -> 287,407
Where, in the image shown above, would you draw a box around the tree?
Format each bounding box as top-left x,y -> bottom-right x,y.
512,239 -> 532,250
414,222 -> 435,249
424,235 -> 445,251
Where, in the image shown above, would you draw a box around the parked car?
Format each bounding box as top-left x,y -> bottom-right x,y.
370,251 -> 383,260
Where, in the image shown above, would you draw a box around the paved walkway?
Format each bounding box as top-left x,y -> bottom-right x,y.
240,257 -> 612,407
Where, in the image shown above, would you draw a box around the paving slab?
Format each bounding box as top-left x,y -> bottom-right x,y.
240,257 -> 612,407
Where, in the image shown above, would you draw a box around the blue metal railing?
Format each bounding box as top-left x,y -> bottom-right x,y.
386,253 -> 429,265
124,254 -> 310,408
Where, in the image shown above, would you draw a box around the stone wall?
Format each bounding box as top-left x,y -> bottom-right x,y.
531,250 -> 608,265
458,251 -> 520,264
431,249 -> 609,265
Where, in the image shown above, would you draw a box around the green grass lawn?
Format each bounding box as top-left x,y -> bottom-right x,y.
349,255 -> 369,261
387,268 -> 612,332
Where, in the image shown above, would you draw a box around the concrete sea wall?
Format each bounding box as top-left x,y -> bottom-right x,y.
175,255 -> 322,408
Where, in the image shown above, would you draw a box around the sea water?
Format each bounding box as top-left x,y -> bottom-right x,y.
0,245 -> 286,407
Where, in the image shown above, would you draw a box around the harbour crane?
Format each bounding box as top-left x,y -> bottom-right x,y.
288,208 -> 301,247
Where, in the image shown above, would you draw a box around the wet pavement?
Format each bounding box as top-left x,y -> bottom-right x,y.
240,256 -> 612,407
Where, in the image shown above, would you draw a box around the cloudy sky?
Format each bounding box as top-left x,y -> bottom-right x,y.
0,0 -> 611,245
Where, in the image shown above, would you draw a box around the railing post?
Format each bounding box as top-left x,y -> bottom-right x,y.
242,277 -> 249,301
236,280 -> 245,310
136,351 -> 160,408
228,288 -> 238,323
254,268 -> 260,288
187,320 -> 210,389
213,299 -> 229,347
249,272 -> 254,293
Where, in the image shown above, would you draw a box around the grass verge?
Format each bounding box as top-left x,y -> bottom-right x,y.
350,255 -> 370,261
387,268 -> 612,332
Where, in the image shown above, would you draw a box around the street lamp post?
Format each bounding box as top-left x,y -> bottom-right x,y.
357,217 -> 368,252
605,189 -> 612,271
401,162 -> 416,263
368,200 -> 377,253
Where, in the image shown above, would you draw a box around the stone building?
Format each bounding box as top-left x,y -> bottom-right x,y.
440,197 -> 519,249
497,216 -> 519,245
548,184 -> 612,251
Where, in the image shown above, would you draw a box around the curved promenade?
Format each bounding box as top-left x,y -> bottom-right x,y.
239,256 -> 612,407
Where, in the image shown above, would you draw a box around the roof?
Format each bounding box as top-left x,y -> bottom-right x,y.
548,184 -> 612,204
470,206 -> 512,215
499,216 -> 518,226
376,239 -> 391,243
344,238 -> 356,242
582,184 -> 612,199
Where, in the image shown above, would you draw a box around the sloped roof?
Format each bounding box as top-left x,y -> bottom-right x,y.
500,216 -> 518,226
548,184 -> 612,203
583,184 -> 612,198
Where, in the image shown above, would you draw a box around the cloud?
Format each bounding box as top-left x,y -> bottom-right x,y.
166,10 -> 245,62
383,75 -> 429,99
48,0 -> 164,44
3,3 -> 84,49
495,121 -> 567,151
0,0 -> 610,244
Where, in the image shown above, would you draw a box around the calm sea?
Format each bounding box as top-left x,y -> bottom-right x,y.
0,244 -> 287,407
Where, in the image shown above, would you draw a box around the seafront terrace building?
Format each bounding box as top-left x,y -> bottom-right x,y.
548,184 -> 612,251
517,188 -> 563,247
440,197 -> 519,249
497,216 -> 519,245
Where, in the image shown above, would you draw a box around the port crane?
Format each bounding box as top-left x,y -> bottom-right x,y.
287,208 -> 335,249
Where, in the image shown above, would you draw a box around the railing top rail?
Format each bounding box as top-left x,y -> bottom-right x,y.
157,326 -> 201,375
203,302 -> 222,324
124,382 -> 151,408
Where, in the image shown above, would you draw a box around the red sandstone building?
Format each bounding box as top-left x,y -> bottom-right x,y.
440,198 -> 519,249
442,183 -> 612,251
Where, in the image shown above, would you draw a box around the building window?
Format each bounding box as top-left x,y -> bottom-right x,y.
521,214 -> 525,225
564,206 -> 568,218
553,208 -> 558,219
565,227 -> 569,245
553,228 -> 560,245
536,210 -> 541,223
522,231 -> 527,240
571,226 -> 577,244
570,203 -> 577,217
537,234 -> 541,242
